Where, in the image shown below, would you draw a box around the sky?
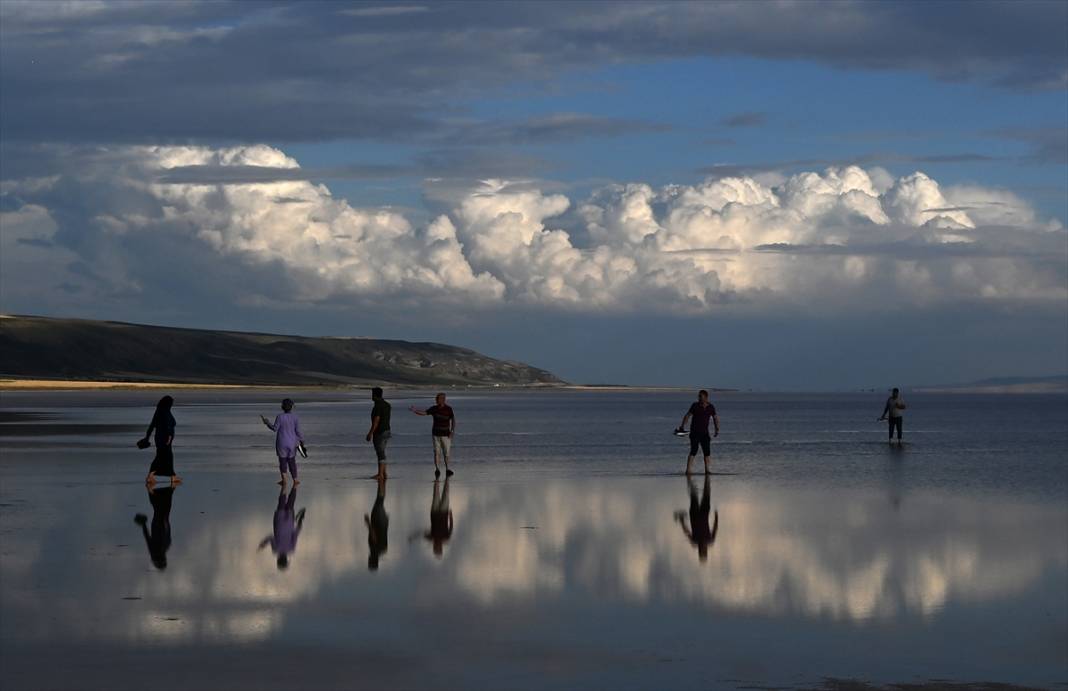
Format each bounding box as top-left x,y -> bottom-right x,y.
1,0 -> 1066,389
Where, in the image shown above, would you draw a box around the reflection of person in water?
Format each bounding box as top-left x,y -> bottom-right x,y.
258,487 -> 306,570
365,477 -> 389,570
134,485 -> 177,570
412,477 -> 453,557
674,475 -> 719,562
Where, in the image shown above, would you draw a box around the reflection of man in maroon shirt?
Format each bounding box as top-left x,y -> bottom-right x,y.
416,477 -> 453,557
674,475 -> 719,562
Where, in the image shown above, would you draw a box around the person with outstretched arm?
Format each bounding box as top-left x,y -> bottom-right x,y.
409,392 -> 456,477
260,397 -> 306,486
677,389 -> 720,475
878,387 -> 907,445
366,387 -> 391,480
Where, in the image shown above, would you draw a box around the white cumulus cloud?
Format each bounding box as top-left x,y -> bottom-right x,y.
1,146 -> 1064,316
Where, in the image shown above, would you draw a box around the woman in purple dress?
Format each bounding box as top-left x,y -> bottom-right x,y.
260,398 -> 305,486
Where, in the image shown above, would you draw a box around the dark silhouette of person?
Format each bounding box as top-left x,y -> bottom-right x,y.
258,486 -> 306,570
878,387 -> 907,445
134,485 -> 177,570
411,477 -> 453,557
674,475 -> 719,562
365,477 -> 389,570
677,389 -> 720,475
141,395 -> 181,486
367,387 -> 392,481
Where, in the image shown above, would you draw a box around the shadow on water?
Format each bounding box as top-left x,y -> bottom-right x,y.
133,485 -> 177,570
365,477 -> 388,570
258,487 -> 306,570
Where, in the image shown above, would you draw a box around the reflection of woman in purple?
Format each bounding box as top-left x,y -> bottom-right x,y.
258,487 -> 306,570
260,398 -> 305,486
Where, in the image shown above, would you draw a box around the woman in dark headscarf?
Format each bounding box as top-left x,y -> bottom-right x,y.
142,395 -> 181,486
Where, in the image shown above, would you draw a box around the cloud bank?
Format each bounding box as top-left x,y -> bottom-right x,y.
1,1 -> 1064,144
1,144 -> 1064,318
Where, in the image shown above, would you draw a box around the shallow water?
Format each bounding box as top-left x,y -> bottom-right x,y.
1,390 -> 1065,690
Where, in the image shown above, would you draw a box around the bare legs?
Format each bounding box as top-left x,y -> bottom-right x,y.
278,456 -> 299,486
145,471 -> 182,487
433,436 -> 454,477
684,455 -> 713,475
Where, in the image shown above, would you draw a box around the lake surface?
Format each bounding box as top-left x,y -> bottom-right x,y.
1,390 -> 1065,690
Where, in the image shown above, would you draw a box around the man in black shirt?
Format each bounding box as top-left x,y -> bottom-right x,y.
677,389 -> 720,475
366,387 -> 391,480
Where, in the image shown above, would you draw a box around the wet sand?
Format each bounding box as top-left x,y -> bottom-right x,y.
1,391 -> 1065,690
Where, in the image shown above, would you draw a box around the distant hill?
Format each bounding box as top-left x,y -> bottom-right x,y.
914,375 -> 1068,394
0,315 -> 564,387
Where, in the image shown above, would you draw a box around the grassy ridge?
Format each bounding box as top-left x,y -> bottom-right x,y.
0,315 -> 563,387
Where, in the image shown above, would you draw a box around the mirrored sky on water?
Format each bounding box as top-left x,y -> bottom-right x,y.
1,390 -> 1065,690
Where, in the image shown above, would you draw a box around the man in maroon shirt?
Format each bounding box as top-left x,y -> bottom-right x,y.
409,393 -> 456,477
677,389 -> 720,475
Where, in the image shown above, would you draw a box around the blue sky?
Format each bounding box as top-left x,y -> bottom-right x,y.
1,1 -> 1065,388
287,55 -> 1066,218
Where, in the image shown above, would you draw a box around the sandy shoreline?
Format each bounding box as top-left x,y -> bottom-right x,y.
0,379 -> 696,393
0,379 -> 266,391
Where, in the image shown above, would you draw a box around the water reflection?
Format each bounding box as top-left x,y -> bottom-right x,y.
133,485 -> 178,570
2,477 -> 1065,651
674,476 -> 718,562
258,487 -> 306,570
412,477 -> 454,558
365,477 -> 389,570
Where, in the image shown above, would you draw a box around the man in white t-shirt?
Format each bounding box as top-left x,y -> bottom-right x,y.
878,388 -> 906,444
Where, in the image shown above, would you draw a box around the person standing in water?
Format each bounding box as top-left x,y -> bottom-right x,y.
258,486 -> 306,570
677,389 -> 720,475
261,398 -> 305,486
878,387 -> 907,445
141,395 -> 181,486
366,387 -> 391,480
409,393 -> 456,477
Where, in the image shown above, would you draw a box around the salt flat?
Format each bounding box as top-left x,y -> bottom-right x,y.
1,390 -> 1065,690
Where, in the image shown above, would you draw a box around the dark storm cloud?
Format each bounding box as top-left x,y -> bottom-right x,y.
15,237 -> 53,248
450,113 -> 671,146
989,127 -> 1068,164
753,241 -> 1023,260
1,1 -> 1064,146
157,163 -> 413,184
697,151 -> 1003,177
721,112 -> 767,128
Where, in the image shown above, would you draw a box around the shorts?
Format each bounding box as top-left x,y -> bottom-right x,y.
689,434 -> 711,457
433,434 -> 452,462
373,431 -> 391,461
